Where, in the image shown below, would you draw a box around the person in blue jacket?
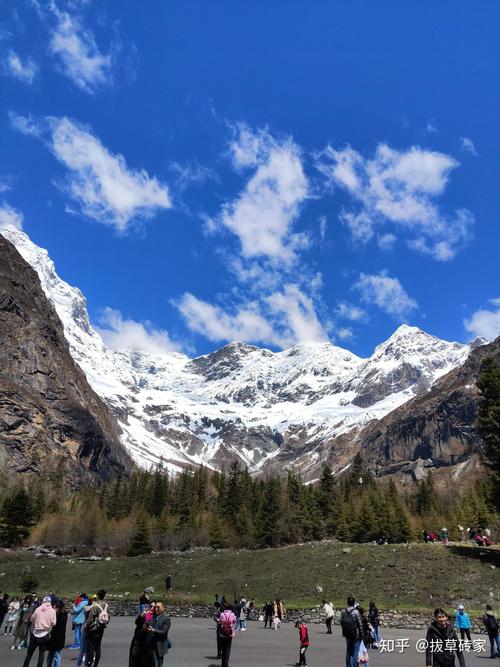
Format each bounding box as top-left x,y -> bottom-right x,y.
455,604 -> 472,642
69,593 -> 89,649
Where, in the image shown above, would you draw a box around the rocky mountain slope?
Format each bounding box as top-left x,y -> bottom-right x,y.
0,226 -> 486,481
0,233 -> 133,482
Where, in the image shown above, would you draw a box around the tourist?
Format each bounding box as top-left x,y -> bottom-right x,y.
295,619 -> 309,666
483,604 -> 500,658
274,598 -> 285,621
147,602 -> 171,667
218,603 -> 237,667
357,607 -> 372,648
70,592 -> 89,649
214,602 -> 223,660
165,574 -> 172,592
322,600 -> 334,634
11,596 -> 34,650
441,528 -> 449,546
4,595 -> 20,635
22,596 -> 56,667
129,604 -> 157,667
455,604 -> 472,642
0,592 -> 9,630
423,529 -> 429,543
84,589 -> 109,667
425,608 -> 465,666
340,595 -> 362,667
263,600 -> 273,629
47,599 -> 68,667
139,591 -> 150,614
237,596 -> 247,631
368,601 -> 380,645
458,525 -> 465,542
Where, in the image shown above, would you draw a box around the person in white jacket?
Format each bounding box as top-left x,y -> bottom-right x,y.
4,597 -> 20,635
323,600 -> 334,634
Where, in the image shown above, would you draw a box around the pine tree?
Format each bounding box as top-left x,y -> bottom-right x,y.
0,486 -> 36,547
256,477 -> 284,547
477,357 -> 500,508
128,513 -> 152,556
208,511 -> 226,548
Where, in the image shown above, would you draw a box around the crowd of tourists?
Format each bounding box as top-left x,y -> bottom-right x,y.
1,588 -> 500,666
423,526 -> 494,547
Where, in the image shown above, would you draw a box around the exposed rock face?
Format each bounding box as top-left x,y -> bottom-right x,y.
0,234 -> 133,483
358,337 -> 500,476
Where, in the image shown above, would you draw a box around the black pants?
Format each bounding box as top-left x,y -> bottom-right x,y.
264,614 -> 272,628
459,628 -> 471,642
216,630 -> 222,658
326,617 -> 332,633
22,634 -> 50,667
85,630 -> 104,667
220,636 -> 232,667
298,646 -> 308,665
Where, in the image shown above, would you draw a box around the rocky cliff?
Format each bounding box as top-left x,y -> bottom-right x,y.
0,234 -> 133,483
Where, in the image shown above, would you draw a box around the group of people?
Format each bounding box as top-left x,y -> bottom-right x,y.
262,598 -> 285,630
0,589 -> 109,667
423,526 -> 494,547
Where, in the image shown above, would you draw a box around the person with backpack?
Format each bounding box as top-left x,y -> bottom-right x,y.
425,608 -> 465,667
218,603 -> 237,667
84,589 -> 109,667
322,600 -> 334,634
368,602 -> 380,646
455,605 -> 472,642
47,599 -> 68,667
483,605 -> 500,658
22,596 -> 56,667
340,596 -> 363,667
295,620 -> 310,666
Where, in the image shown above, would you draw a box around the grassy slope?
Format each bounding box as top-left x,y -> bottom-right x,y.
0,543 -> 498,613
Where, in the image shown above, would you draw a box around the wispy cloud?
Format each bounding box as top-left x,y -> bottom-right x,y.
0,202 -> 23,231
460,137 -> 478,157
316,143 -> 474,261
96,308 -> 182,354
354,271 -> 418,320
11,114 -> 171,231
3,49 -> 38,83
464,299 -> 500,341
336,301 -> 367,322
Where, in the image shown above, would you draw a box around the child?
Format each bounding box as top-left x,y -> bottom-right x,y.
295,620 -> 309,666
273,614 -> 281,630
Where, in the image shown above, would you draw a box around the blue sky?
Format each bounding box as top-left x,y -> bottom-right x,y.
0,0 -> 499,358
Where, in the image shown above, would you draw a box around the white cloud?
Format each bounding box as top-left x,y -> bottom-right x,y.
425,121 -> 438,134
96,308 -> 181,354
49,7 -> 112,93
377,232 -> 397,250
12,115 -> 171,230
218,125 -> 309,265
3,50 -> 38,83
464,299 -> 500,341
337,326 -> 354,340
319,215 -> 327,241
0,203 -> 23,231
460,137 -> 478,157
336,301 -> 367,322
354,272 -> 418,320
316,143 -> 474,260
266,284 -> 328,344
8,111 -> 42,137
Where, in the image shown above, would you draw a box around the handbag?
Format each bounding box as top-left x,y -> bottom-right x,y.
358,640 -> 369,664
258,614 -> 264,621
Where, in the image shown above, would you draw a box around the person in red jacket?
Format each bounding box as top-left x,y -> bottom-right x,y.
295,620 -> 310,666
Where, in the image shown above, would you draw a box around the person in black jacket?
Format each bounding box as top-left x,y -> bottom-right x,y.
47,600 -> 67,667
263,601 -> 273,629
368,601 -> 380,645
0,593 -> 9,630
147,602 -> 171,667
129,608 -> 156,667
483,605 -> 500,658
425,609 -> 465,667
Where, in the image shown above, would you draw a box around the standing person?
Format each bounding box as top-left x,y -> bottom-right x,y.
4,596 -> 20,635
425,608 -> 465,667
47,600 -> 67,667
147,602 -> 171,667
340,596 -> 362,667
368,602 -> 380,645
76,594 -> 95,667
22,596 -> 56,667
357,607 -> 371,648
70,593 -> 89,649
483,605 -> 500,658
237,597 -> 247,631
322,600 -> 334,634
84,589 -> 109,667
129,607 -> 156,667
139,592 -> 150,615
214,603 -> 223,660
218,603 -> 236,667
263,600 -> 273,629
423,530 -> 429,544
295,620 -> 309,666
458,525 -> 465,542
12,596 -> 34,650
441,528 -> 449,546
165,575 -> 172,593
0,592 -> 9,630
275,598 -> 284,621
455,605 -> 472,643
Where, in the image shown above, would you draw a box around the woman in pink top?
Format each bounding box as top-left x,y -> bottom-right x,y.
22,596 -> 56,667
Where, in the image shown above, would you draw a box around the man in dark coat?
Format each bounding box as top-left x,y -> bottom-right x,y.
425,608 -> 466,667
0,593 -> 9,629
147,602 -> 171,667
47,600 -> 67,667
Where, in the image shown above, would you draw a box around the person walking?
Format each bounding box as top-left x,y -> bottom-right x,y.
0,592 -> 9,631
263,600 -> 273,629
11,596 -> 34,650
425,608 -> 465,667
218,603 -> 237,667
368,601 -> 380,645
22,596 -> 56,667
84,589 -> 109,667
483,605 -> 500,658
4,596 -> 20,635
237,597 -> 247,631
455,605 -> 472,643
295,620 -> 310,666
340,596 -> 363,667
147,602 -> 171,667
47,600 -> 67,667
441,528 -> 449,546
70,593 -> 89,649
322,600 -> 334,634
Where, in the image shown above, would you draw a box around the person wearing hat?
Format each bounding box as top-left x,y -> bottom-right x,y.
295,620 -> 310,666
22,596 -> 56,667
455,605 -> 472,643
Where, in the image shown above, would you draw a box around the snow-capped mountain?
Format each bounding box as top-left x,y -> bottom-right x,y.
1,226 -> 474,478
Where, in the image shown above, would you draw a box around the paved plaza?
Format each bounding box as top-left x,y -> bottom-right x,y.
0,616 -> 492,666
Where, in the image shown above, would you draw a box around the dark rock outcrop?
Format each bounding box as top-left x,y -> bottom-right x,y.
0,234 -> 133,484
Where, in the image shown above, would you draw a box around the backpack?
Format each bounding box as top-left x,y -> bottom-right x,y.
340,609 -> 358,639
220,612 -> 233,637
87,602 -> 109,632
